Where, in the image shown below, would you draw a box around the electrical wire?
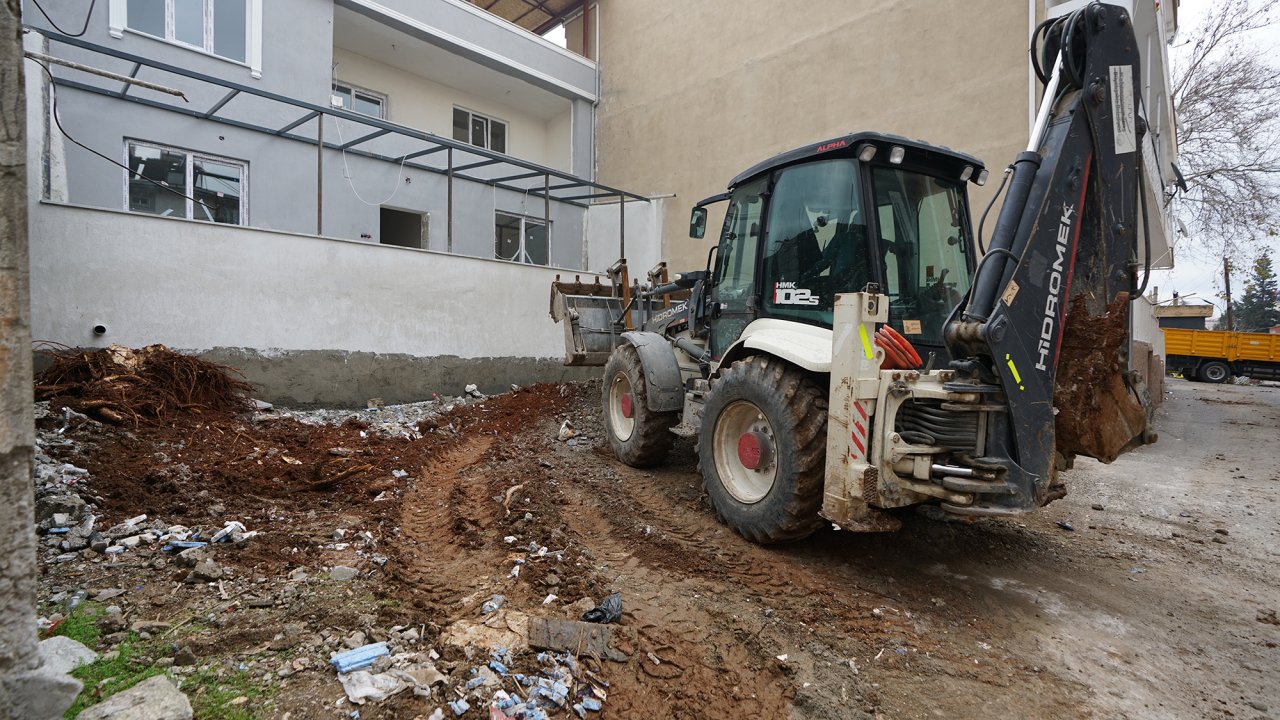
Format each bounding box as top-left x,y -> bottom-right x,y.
30,59 -> 216,214
976,164 -> 1014,255
330,114 -> 408,206
29,0 -> 96,37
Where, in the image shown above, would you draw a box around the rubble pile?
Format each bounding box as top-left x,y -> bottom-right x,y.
34,344 -> 253,424
280,395 -> 484,440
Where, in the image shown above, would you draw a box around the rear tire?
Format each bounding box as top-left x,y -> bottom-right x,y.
602,345 -> 678,467
698,356 -> 827,544
1200,360 -> 1230,384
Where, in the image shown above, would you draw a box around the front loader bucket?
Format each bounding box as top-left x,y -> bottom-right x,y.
549,277 -> 655,367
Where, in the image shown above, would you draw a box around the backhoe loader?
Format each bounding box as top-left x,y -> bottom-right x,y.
551,1 -> 1159,542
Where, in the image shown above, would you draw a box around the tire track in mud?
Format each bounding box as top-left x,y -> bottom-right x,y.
537,413 -> 1089,718
390,435 -> 499,614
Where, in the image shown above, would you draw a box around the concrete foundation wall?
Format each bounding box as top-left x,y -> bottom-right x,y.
28,203 -> 600,405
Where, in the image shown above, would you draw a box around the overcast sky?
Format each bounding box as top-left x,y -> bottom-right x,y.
1150,0 -> 1280,314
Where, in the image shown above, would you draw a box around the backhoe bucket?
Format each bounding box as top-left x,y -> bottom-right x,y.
1052,293 -> 1155,464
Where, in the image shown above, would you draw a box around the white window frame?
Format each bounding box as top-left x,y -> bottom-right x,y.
122,139 -> 249,225
494,211 -> 549,266
454,106 -> 508,153
109,0 -> 264,78
332,81 -> 388,120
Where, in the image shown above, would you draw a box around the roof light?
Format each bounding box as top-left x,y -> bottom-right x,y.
889,146 -> 905,165
857,143 -> 877,162
960,165 -> 974,182
975,169 -> 990,186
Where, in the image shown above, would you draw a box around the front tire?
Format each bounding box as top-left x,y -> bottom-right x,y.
1199,360 -> 1230,384
699,356 -> 827,544
602,345 -> 678,467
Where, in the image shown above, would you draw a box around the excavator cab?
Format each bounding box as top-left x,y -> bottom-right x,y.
696,134 -> 986,363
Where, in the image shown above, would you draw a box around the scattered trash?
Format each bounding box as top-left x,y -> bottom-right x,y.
482,594 -> 506,615
338,670 -> 408,704
449,698 -> 471,716
1056,521 -> 1075,532
330,642 -> 390,673
775,654 -> 788,663
558,420 -> 578,441
211,521 -> 246,543
581,592 -> 622,624
543,594 -> 558,605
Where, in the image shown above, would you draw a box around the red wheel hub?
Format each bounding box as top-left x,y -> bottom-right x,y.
737,432 -> 772,470
620,392 -> 634,418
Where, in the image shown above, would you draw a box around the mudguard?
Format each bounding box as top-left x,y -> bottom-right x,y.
619,331 -> 684,412
717,319 -> 833,374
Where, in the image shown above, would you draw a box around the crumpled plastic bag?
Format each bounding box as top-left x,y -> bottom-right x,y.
338,670 -> 408,704
581,591 -> 622,624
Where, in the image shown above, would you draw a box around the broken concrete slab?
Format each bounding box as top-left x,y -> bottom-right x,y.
526,617 -> 629,662
440,610 -> 529,653
330,565 -> 358,581
75,675 -> 192,720
39,635 -> 98,674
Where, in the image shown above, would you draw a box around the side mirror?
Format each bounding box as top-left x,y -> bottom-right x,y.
689,206 -> 708,239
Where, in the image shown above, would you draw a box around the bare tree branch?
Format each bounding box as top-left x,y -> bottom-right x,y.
1172,1 -> 1280,260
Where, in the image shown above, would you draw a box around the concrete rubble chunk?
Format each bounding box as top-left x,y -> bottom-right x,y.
39,635 -> 99,674
440,610 -> 529,653
330,565 -> 359,581
74,675 -> 193,720
526,617 -> 629,662
130,620 -> 171,635
188,559 -> 223,582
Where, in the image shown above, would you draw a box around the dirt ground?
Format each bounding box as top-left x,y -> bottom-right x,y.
37,377 -> 1279,719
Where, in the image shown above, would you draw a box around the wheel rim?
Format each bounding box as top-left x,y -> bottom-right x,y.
1204,364 -> 1227,382
712,400 -> 778,504
608,371 -> 636,441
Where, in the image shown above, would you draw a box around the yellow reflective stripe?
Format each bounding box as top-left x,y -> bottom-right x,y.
1005,354 -> 1022,384
859,325 -> 875,360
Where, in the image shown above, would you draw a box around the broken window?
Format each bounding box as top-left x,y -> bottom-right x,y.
125,0 -> 248,62
126,141 -> 246,225
332,82 -> 386,119
453,108 -> 507,154
495,211 -> 548,266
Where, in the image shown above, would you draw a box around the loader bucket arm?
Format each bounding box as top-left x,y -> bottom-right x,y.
945,2 -> 1155,508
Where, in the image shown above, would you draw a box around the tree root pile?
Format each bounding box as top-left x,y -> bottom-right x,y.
34,344 -> 254,425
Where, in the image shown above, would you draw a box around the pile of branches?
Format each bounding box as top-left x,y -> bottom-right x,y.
34,344 -> 254,425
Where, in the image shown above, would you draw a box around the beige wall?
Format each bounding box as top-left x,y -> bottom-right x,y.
592,0 -> 1033,271
332,48 -> 573,171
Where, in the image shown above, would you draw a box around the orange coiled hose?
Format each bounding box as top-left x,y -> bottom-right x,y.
876,326 -> 923,370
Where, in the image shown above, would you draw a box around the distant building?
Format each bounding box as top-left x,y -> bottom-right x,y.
1153,303 -> 1215,331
